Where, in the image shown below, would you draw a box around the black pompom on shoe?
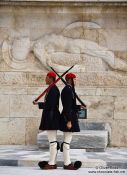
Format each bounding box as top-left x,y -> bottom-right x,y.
38,161 -> 48,169
74,161 -> 82,169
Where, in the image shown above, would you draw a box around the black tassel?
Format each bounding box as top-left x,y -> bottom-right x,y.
60,142 -> 64,152
38,161 -> 48,169
57,142 -> 60,150
74,161 -> 82,169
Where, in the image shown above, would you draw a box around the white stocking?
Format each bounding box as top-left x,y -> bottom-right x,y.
63,132 -> 73,166
47,130 -> 57,165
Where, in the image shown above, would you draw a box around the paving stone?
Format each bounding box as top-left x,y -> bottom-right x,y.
0,159 -> 18,166
0,146 -> 127,169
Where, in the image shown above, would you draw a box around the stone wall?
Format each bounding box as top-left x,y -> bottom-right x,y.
0,1 -> 127,146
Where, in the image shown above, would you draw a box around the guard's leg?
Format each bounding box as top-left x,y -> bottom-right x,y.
63,132 -> 72,166
62,132 -> 82,170
47,130 -> 59,165
38,130 -> 58,169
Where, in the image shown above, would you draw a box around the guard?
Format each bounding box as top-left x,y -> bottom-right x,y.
33,71 -> 60,169
60,73 -> 83,170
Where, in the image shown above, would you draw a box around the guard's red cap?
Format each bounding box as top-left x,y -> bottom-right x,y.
65,73 -> 76,79
47,71 -> 56,78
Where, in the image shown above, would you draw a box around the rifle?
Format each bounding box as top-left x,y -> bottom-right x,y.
50,67 -> 86,108
33,65 -> 74,103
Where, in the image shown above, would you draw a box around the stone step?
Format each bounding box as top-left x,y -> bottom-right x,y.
78,121 -> 111,131
0,146 -> 127,169
37,130 -> 108,151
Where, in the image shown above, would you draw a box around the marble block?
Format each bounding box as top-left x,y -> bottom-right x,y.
37,130 -> 108,150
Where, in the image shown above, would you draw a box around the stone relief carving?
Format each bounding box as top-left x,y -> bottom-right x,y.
2,37 -> 30,70
1,22 -> 127,72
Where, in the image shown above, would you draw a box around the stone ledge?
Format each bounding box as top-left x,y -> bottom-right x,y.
37,130 -> 108,150
1,0 -> 127,2
0,0 -> 127,6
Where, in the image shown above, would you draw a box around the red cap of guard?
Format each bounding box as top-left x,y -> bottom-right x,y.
47,71 -> 56,78
65,73 -> 76,79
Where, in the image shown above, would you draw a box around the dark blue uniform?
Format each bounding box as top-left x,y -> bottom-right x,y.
60,84 -> 80,132
38,85 -> 60,130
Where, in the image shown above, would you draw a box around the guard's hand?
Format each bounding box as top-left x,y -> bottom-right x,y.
67,121 -> 72,129
81,105 -> 87,109
33,100 -> 38,105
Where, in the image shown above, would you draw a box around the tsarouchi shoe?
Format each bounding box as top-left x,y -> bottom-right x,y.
38,161 -> 57,170
64,161 -> 82,170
